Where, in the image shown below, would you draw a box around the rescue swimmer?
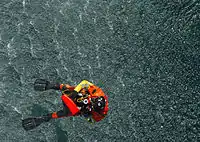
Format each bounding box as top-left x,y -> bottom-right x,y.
22,79 -> 109,131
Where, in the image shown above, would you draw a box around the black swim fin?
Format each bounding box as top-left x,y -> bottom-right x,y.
34,79 -> 60,91
22,115 -> 51,131
34,79 -> 49,91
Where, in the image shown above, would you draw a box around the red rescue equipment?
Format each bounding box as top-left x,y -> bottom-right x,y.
61,95 -> 80,115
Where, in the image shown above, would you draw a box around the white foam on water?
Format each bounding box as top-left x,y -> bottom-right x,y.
7,38 -> 17,61
11,106 -> 21,114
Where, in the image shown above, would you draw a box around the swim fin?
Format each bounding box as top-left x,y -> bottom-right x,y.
34,79 -> 49,91
34,79 -> 60,91
22,115 -> 51,131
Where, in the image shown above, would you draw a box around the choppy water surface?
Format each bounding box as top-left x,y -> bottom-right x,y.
0,0 -> 199,142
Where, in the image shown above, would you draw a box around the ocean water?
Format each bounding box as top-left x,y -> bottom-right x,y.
0,0 -> 199,142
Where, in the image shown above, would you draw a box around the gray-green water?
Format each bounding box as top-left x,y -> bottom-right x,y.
0,0 -> 200,142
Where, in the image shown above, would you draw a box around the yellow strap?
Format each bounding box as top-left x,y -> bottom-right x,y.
74,80 -> 94,92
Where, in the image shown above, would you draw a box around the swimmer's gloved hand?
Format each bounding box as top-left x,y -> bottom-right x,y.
34,79 -> 60,91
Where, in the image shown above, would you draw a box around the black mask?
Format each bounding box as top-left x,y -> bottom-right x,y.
92,97 -> 105,111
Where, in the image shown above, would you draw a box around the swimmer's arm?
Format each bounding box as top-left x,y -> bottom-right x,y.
59,84 -> 75,91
